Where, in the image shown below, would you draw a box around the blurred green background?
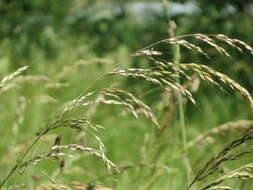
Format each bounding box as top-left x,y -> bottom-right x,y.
0,0 -> 253,189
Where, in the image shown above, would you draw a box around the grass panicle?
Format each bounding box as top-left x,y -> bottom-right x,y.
51,144 -> 118,171
133,34 -> 253,108
108,67 -> 196,105
189,131 -> 253,190
63,87 -> 159,128
0,66 -> 28,89
200,161 -> 253,190
135,33 -> 253,57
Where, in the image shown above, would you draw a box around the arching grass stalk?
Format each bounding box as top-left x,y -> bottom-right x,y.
0,70 -> 110,188
174,41 -> 193,187
0,122 -> 57,187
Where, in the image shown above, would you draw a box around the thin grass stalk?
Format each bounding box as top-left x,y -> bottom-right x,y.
175,44 -> 194,188
162,1 -> 193,186
162,0 -> 170,23
200,161 -> 253,190
170,25 -> 194,189
0,117 -> 109,187
161,0 -> 188,155
188,132 -> 253,190
174,46 -> 187,153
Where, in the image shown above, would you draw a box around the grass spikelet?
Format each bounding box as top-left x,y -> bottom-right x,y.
36,184 -> 71,190
178,63 -> 253,107
18,151 -> 73,173
132,49 -> 162,56
108,67 -> 196,105
0,66 -> 28,88
134,33 -> 253,59
193,34 -> 230,57
100,88 -> 159,127
200,162 -> 253,190
55,118 -> 105,132
51,144 -> 118,172
165,38 -> 210,58
131,33 -> 253,108
63,87 -> 159,128
8,142 -> 118,179
145,57 -> 253,108
213,34 -> 253,55
35,118 -> 104,138
183,33 -> 253,56
62,91 -> 95,113
209,186 -> 235,190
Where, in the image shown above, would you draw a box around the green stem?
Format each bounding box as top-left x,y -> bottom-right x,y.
164,0 -> 187,163
174,46 -> 187,152
174,42 -> 194,189
169,17 -> 195,190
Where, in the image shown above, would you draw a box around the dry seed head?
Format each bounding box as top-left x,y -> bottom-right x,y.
209,186 -> 235,190
193,34 -> 230,57
175,63 -> 253,108
108,68 -> 196,105
134,33 -> 253,64
213,34 -> 253,55
64,86 -> 159,128
132,49 -> 162,56
62,91 -> 95,113
36,184 -> 71,190
0,66 -> 28,88
184,33 -> 253,56
133,34 -> 253,108
189,132 -> 253,189
52,144 -> 118,172
18,151 -> 72,172
164,38 -> 210,58
58,118 -> 105,132
100,88 -> 159,127
200,162 -> 253,190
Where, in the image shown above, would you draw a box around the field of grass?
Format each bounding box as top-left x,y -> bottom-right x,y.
1,1 -> 253,189
1,30 -> 253,190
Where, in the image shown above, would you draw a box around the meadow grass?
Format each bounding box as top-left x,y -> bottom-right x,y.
0,32 -> 253,190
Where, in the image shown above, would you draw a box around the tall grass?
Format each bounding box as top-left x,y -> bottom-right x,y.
0,32 -> 253,190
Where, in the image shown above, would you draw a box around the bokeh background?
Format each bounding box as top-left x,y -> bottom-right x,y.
0,1 -> 253,189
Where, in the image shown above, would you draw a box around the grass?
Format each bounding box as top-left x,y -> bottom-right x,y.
0,31 -> 253,190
